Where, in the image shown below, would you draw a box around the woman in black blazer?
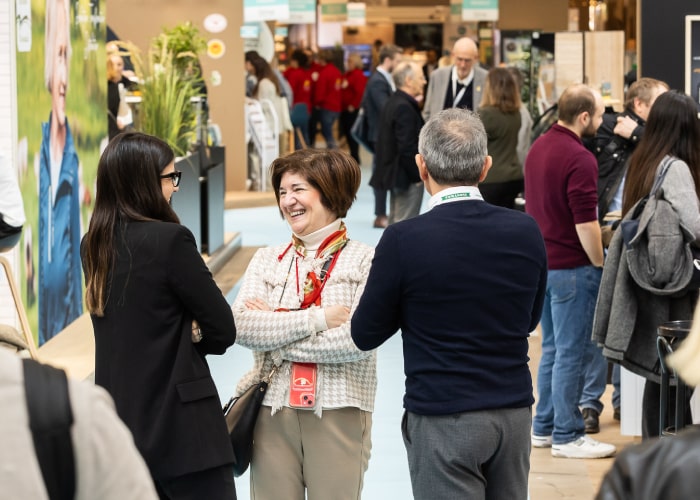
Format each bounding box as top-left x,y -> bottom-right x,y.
82,132 -> 237,499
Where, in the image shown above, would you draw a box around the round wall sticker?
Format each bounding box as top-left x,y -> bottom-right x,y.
203,13 -> 227,34
207,39 -> 226,59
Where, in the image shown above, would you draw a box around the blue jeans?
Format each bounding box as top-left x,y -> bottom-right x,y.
579,337 -> 608,414
533,265 -> 602,444
318,109 -> 339,149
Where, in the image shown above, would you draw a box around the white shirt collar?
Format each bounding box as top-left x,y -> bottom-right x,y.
428,186 -> 483,210
377,67 -> 396,91
452,66 -> 475,87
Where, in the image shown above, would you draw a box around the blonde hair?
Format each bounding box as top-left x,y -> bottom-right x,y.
347,53 -> 363,71
667,303 -> 700,386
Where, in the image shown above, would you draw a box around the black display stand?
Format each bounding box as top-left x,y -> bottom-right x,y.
171,144 -> 226,255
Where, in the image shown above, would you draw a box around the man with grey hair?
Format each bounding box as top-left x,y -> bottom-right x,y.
352,108 -> 547,500
371,61 -> 426,224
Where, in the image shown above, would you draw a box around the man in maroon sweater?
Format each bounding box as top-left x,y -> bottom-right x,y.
525,84 -> 616,459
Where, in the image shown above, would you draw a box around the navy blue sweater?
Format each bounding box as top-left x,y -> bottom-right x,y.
352,200 -> 547,415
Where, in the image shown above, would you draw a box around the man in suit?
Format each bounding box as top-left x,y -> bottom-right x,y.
422,37 -> 487,121
351,108 -> 548,500
371,61 -> 425,224
362,44 -> 403,228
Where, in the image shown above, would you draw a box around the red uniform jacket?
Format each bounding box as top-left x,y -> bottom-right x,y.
342,68 -> 367,111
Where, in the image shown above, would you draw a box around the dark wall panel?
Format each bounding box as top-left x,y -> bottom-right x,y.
640,0 -> 700,91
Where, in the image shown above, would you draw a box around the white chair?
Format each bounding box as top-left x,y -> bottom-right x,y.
0,255 -> 38,359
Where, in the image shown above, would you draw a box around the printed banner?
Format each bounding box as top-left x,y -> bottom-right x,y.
462,0 -> 498,21
15,0 -> 106,345
686,16 -> 700,104
450,0 -> 462,23
319,0 -> 348,23
287,0 -> 316,24
244,0 -> 290,23
344,3 -> 365,26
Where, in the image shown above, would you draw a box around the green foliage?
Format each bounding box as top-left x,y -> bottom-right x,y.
152,22 -> 206,78
118,23 -> 206,156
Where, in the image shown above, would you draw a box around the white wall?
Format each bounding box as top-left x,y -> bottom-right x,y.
0,0 -> 21,329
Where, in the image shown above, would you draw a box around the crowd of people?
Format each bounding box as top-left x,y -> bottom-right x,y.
243,37 -> 537,227
6,33 -> 700,500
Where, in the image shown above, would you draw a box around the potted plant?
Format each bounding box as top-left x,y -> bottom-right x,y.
119,23 -> 206,156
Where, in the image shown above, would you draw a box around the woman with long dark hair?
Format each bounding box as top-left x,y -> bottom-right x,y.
594,90 -> 700,439
82,132 -> 237,499
477,67 -> 523,208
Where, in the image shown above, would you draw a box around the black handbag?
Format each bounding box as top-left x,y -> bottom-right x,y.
223,367 -> 276,477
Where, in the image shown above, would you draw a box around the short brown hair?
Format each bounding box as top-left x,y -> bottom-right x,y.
558,84 -> 596,126
379,44 -> 402,63
625,77 -> 669,110
270,149 -> 361,218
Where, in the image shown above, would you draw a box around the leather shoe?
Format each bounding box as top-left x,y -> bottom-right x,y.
373,215 -> 388,228
613,407 -> 620,421
582,408 -> 600,434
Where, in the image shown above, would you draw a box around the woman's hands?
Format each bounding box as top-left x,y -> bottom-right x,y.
324,305 -> 350,329
191,320 -> 203,343
245,298 -> 272,311
245,298 -> 350,330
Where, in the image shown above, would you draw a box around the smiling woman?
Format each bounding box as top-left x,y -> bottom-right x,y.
231,148 -> 376,500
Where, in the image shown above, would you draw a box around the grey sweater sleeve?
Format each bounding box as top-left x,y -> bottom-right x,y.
661,157 -> 700,242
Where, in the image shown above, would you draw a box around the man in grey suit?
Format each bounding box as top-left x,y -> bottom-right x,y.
422,37 -> 488,121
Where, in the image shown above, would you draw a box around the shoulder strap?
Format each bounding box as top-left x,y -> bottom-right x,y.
649,156 -> 675,197
23,359 -> 76,500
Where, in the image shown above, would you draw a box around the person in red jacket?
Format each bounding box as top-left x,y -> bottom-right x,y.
312,49 -> 342,149
307,50 -> 323,146
340,53 -> 368,164
284,49 -> 312,149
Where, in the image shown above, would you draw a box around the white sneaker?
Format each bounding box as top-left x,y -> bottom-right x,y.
551,435 -> 616,459
531,433 -> 552,448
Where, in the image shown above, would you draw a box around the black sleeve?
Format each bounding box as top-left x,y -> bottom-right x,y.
394,103 -> 422,184
167,226 -> 235,354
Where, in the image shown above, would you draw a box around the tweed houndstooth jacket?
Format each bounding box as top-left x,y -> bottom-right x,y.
232,238 -> 376,417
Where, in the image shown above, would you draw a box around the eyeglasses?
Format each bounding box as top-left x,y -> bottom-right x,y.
160,170 -> 182,187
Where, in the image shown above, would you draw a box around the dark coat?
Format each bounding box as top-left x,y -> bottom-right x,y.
371,90 -> 424,191
362,70 -> 393,144
597,426 -> 700,500
592,217 -> 696,383
88,221 -> 236,480
589,109 -> 645,221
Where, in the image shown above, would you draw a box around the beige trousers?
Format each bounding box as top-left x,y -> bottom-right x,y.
250,406 -> 372,500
